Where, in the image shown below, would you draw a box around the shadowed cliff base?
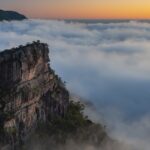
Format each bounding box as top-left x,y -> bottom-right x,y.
22,98 -> 135,150
22,100 -> 111,150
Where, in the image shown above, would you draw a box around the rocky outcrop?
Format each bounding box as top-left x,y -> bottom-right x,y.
0,10 -> 27,21
0,41 -> 69,149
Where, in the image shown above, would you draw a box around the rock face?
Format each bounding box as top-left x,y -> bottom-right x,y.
0,42 -> 69,149
0,10 -> 27,21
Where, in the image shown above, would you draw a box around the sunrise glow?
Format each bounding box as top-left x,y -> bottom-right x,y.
1,0 -> 150,19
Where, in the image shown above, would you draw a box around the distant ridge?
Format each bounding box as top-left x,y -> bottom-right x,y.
0,10 -> 27,21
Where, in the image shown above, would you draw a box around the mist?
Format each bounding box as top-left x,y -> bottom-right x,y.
0,19 -> 150,149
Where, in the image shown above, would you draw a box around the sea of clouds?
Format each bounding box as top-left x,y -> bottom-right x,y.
0,19 -> 150,149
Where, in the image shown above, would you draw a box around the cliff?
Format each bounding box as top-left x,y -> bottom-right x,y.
0,41 -> 109,150
0,42 -> 69,149
0,10 -> 27,21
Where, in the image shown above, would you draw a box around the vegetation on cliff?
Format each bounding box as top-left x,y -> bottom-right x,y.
23,100 -> 108,150
0,42 -> 109,150
0,41 -> 69,149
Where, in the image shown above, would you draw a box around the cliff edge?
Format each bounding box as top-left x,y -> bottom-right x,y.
0,41 -> 69,149
0,42 -> 109,150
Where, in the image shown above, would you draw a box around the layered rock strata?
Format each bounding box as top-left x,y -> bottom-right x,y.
0,42 -> 69,149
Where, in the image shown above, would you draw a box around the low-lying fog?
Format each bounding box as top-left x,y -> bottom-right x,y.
0,19 -> 150,150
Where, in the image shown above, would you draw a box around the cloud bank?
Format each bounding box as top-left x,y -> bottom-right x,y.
0,19 -> 150,149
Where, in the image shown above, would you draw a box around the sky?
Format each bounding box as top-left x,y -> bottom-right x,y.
0,0 -> 150,19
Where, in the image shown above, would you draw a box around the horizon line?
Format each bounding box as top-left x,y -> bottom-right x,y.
30,17 -> 150,20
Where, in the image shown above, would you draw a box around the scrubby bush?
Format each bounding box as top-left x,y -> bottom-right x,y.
36,101 -> 107,146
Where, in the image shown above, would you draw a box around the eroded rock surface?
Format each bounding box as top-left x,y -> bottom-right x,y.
0,42 -> 69,149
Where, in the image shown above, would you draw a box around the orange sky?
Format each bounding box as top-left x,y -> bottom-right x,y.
1,0 -> 150,19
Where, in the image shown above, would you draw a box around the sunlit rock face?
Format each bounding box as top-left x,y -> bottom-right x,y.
0,42 -> 69,149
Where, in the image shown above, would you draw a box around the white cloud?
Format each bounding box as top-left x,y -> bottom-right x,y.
0,19 -> 150,149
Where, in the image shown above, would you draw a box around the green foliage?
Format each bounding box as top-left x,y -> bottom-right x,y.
36,101 -> 107,145
32,86 -> 40,96
6,127 -> 17,134
49,101 -> 87,135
